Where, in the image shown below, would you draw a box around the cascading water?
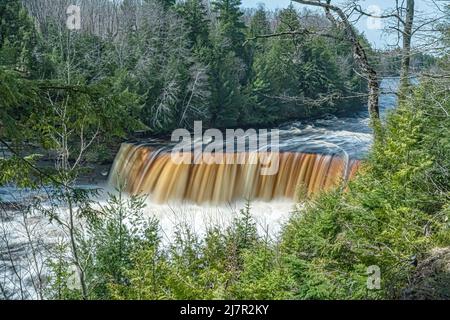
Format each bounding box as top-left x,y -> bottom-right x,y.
108,143 -> 360,204
107,78 -> 399,204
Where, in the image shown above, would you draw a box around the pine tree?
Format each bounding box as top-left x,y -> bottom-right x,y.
249,6 -> 302,120
0,0 -> 40,141
249,4 -> 270,38
0,0 -> 37,73
146,0 -> 175,10
212,0 -> 246,58
207,0 -> 250,127
248,5 -> 356,123
245,4 -> 270,85
208,48 -> 244,127
176,0 -> 211,49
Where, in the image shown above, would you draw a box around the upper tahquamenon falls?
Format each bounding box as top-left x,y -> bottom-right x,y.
107,79 -> 397,205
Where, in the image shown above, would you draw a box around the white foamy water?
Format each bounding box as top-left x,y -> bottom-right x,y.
141,198 -> 297,243
0,186 -> 297,299
0,78 -> 400,298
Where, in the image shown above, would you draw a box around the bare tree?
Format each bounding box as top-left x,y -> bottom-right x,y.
292,1 -> 381,124
350,0 -> 448,92
349,0 -> 415,92
400,0 -> 415,91
243,1 -> 382,125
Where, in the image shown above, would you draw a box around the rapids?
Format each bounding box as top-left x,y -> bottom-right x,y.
0,79 -> 398,298
107,79 -> 398,204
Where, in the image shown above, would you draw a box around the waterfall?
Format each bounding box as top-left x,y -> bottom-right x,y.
108,143 -> 360,204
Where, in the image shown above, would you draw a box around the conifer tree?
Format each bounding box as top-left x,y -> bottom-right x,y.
249,4 -> 271,38
176,0 -> 211,49
212,0 -> 246,58
0,0 -> 37,72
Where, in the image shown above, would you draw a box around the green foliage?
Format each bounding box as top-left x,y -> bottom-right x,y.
0,154 -> 41,187
176,0 -> 211,49
212,0 -> 246,58
248,4 -> 271,38
4,0 -> 449,302
46,242 -> 84,300
0,68 -> 39,140
61,200 -> 289,300
281,81 -> 450,299
0,0 -> 37,71
80,193 -> 154,298
208,47 -> 245,127
0,2 -> 144,188
1,0 -> 373,136
15,82 -> 450,301
243,6 -> 365,125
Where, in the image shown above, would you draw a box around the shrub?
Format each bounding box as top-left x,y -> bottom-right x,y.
281,81 -> 450,299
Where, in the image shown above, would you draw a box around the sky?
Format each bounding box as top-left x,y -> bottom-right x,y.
240,0 -> 444,49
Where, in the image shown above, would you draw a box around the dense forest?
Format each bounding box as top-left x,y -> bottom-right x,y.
1,0 -> 450,301
3,0 -> 372,135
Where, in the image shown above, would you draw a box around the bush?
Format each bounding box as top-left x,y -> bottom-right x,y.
108,201 -> 290,300
281,81 -> 450,299
46,81 -> 450,300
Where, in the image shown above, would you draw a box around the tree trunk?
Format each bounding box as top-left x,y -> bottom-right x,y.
293,0 -> 380,124
400,0 -> 415,92
368,75 -> 380,120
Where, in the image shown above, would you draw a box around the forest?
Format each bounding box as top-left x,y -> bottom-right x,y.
1,0 -> 450,301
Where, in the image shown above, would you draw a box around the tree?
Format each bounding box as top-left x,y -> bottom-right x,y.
292,0 -> 380,125
198,0 -> 248,127
351,0 -> 415,93
243,1 -> 381,125
400,0 -> 415,92
208,46 -> 244,127
352,0 -> 448,93
0,0 -> 37,72
246,5 -> 361,125
212,0 -> 247,58
176,0 -> 211,49
249,6 -> 304,123
248,4 -> 271,38
152,0 -> 176,10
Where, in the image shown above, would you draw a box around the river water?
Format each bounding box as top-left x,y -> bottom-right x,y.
0,79 -> 398,299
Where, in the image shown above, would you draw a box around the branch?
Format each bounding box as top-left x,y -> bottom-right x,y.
422,73 -> 450,79
0,138 -> 70,189
243,29 -> 343,46
351,2 -> 405,25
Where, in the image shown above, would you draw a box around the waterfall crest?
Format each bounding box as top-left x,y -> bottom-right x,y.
108,143 -> 360,204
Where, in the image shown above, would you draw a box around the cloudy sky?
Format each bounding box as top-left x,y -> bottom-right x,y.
241,0 -> 444,49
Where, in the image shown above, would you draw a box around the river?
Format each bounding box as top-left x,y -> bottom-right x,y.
0,78 -> 398,299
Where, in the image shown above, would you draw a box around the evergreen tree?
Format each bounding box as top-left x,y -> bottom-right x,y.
0,0 -> 40,142
176,0 -> 211,49
147,0 -> 176,10
212,0 -> 246,58
207,0 -> 249,127
208,48 -> 244,127
247,5 -> 353,124
249,4 -> 271,38
248,6 -> 303,123
245,4 -> 271,94
0,0 -> 37,72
